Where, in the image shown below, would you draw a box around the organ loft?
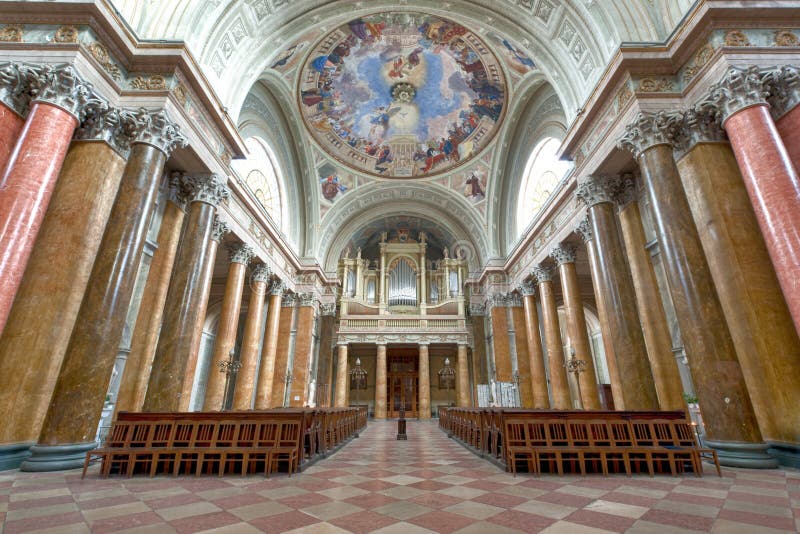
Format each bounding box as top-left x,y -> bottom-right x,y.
0,1 -> 799,532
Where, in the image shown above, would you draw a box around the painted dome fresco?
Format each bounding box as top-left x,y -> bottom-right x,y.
298,12 -> 507,179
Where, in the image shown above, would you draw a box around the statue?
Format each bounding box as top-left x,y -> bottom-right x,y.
307,379 -> 317,408
489,379 -> 498,406
443,247 -> 449,259
356,247 -> 362,259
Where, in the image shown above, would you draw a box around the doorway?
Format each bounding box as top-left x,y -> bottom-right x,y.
387,354 -> 418,418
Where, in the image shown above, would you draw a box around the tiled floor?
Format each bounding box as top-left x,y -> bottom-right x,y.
1,420 -> 799,533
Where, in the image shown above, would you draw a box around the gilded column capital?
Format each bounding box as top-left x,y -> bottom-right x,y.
75,106 -> 141,158
705,65 -> 769,124
618,110 -> 683,159
576,174 -> 619,208
251,263 -> 272,283
518,281 -> 536,297
613,173 -> 638,208
762,65 -> 800,119
550,243 -> 577,266
183,173 -> 230,207
227,243 -> 254,265
168,171 -> 192,210
25,63 -> 106,121
0,62 -> 34,116
211,215 -> 230,243
532,264 -> 553,284
270,280 -> 286,296
131,108 -> 188,157
575,216 -> 593,243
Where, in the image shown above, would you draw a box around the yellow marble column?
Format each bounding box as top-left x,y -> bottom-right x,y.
203,243 -> 253,411
418,343 -> 431,419
375,343 -> 387,418
270,295 -> 296,407
232,264 -> 270,410
674,112 -> 800,446
551,244 -> 601,410
456,343 -> 470,407
519,283 -> 549,408
289,295 -> 316,407
533,265 -> 570,409
254,282 -> 283,409
116,177 -> 187,413
334,343 -> 349,407
613,176 -> 684,411
510,303 -> 534,408
0,111 -> 130,458
489,298 -> 512,382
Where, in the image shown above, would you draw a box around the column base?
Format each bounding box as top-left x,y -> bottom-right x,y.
20,442 -> 97,472
703,439 -> 779,469
0,442 -> 34,471
767,441 -> 800,469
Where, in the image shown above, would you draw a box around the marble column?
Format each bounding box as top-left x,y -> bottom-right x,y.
534,265 -> 571,409
766,66 -> 800,170
232,264 -> 271,410
673,106 -> 800,450
574,219 -> 623,410
115,176 -> 188,413
0,62 -> 31,173
510,302 -> 534,408
576,176 -> 659,411
489,298 -> 512,382
290,295 -> 316,407
334,343 -> 349,407
619,111 -> 775,467
519,283 -> 549,409
203,243 -> 254,411
23,110 -> 187,471
375,343 -> 387,418
143,175 -> 230,413
270,294 -> 296,407
0,64 -> 100,334
707,65 -> 800,336
0,106 -> 134,470
550,244 -> 601,410
611,176 -> 684,411
456,343 -> 470,407
254,282 -> 283,409
418,343 -> 431,419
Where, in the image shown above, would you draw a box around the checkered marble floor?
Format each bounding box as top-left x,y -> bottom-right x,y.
1,420 -> 799,534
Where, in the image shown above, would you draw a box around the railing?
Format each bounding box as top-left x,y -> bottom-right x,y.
339,316 -> 464,332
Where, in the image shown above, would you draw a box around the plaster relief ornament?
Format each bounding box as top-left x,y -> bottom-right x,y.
298,12 -> 507,178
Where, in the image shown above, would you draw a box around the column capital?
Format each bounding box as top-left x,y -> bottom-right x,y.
618,110 -> 683,159
469,302 -> 486,316
673,105 -> 727,156
131,108 -> 188,157
517,281 -> 536,297
532,264 -> 553,284
613,173 -> 638,208
762,65 -> 800,119
418,342 -> 430,348
252,263 -> 272,283
576,174 -> 620,208
183,173 -> 230,207
281,292 -> 296,307
211,215 -> 230,243
550,243 -> 577,265
376,342 -> 387,347
269,280 -> 286,296
25,63 -> 106,121
227,243 -> 254,265
75,106 -> 142,158
705,65 -> 769,124
0,62 -> 34,116
168,171 -> 192,210
575,216 -> 593,243
298,292 -> 316,307
320,302 -> 337,315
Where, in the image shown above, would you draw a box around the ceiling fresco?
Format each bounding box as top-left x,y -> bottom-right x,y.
297,11 -> 507,179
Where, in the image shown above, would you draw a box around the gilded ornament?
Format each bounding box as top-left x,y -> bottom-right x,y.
724,30 -> 750,47
774,29 -> 799,47
0,25 -> 23,42
87,42 -> 121,81
616,84 -> 633,109
130,74 -> 167,91
172,83 -> 188,105
638,78 -> 674,93
54,26 -> 79,44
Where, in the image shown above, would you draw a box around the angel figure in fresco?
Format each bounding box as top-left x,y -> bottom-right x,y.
375,145 -> 393,174
320,174 -> 347,201
388,56 -> 405,79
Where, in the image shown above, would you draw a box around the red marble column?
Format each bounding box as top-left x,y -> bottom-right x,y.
710,65 -> 800,335
22,109 -> 187,471
0,104 -> 24,173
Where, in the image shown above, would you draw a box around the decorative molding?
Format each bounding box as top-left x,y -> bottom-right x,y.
774,29 -> 799,47
183,173 -> 230,207
211,215 -> 231,243
252,263 -> 272,283
762,65 -> 800,120
575,216 -> 593,243
723,29 -> 750,47
532,264 -> 553,284
129,74 -> 167,91
26,63 -> 105,121
0,25 -> 23,42
74,106 -> 141,157
54,25 -> 79,43
638,78 -> 674,93
618,111 -> 682,159
705,65 -> 768,124
87,42 -> 121,81
550,243 -> 576,265
227,242 -> 255,265
131,108 -> 188,156
575,174 -> 618,208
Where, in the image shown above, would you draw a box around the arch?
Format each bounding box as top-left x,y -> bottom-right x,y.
515,137 -> 572,239
232,136 -> 286,232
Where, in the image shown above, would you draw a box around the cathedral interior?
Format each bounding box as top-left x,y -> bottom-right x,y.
0,1 -> 800,532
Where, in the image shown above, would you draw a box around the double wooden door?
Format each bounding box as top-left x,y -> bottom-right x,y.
387,355 -> 418,418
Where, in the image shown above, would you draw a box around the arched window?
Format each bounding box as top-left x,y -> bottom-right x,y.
516,137 -> 572,237
232,136 -> 285,231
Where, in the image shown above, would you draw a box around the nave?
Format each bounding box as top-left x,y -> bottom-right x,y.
1,421 -> 798,534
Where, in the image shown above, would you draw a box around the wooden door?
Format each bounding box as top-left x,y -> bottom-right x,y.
387,355 -> 418,418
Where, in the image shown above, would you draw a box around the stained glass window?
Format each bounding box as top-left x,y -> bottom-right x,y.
516,137 -> 572,237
